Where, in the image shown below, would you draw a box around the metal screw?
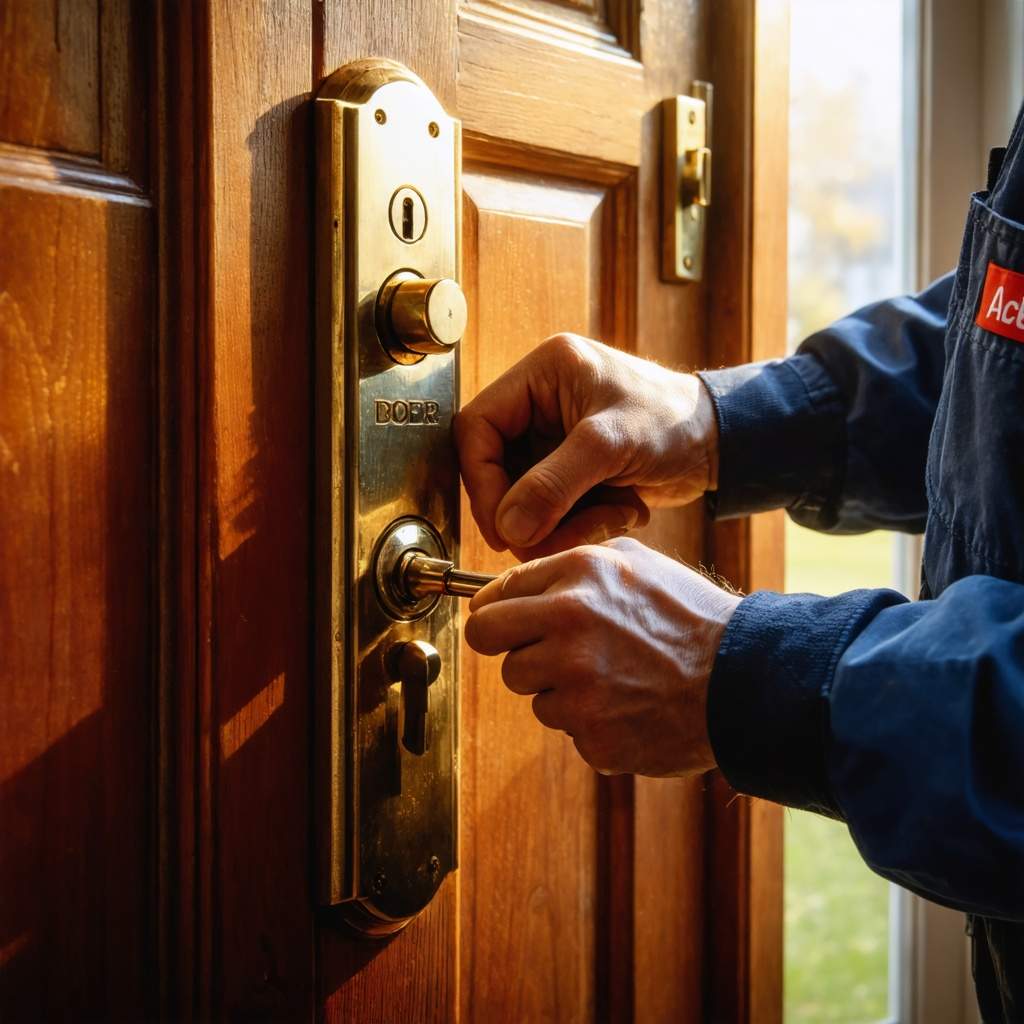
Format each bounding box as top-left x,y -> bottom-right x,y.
428,121 -> 440,137
428,856 -> 441,878
372,871 -> 387,894
688,110 -> 696,124
374,108 -> 387,125
683,255 -> 694,270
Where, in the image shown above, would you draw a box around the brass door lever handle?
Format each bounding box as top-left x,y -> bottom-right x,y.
399,551 -> 496,599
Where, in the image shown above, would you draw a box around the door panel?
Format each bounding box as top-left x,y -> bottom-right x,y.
0,1 -> 152,1018
0,1 -> 786,1020
203,2 -> 314,1017
459,170 -> 617,1021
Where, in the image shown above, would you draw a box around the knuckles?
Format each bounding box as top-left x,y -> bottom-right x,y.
556,545 -> 621,593
541,331 -> 600,369
544,587 -> 591,630
558,544 -> 608,575
572,413 -> 619,458
605,535 -> 644,555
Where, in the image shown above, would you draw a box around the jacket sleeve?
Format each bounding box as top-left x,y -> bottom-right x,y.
707,575 -> 1024,920
696,272 -> 953,533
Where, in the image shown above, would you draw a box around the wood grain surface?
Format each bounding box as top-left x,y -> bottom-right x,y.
459,171 -> 610,1023
200,1 -> 315,1018
0,0 -> 101,156
0,3 -> 154,1018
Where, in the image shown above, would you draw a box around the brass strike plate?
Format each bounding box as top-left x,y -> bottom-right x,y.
661,82 -> 713,283
315,58 -> 461,933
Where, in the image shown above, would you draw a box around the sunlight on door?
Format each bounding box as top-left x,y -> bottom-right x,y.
784,1 -> 912,1021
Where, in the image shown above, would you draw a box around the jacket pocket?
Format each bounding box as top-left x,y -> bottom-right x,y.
925,194 -> 1024,592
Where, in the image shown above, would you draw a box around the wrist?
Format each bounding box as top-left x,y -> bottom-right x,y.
675,373 -> 720,493
697,585 -> 741,770
693,375 -> 720,492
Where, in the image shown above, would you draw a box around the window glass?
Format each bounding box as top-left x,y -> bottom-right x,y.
784,2 -> 909,1021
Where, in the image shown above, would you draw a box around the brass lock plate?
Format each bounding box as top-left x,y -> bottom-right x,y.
661,82 -> 713,282
315,59 -> 461,933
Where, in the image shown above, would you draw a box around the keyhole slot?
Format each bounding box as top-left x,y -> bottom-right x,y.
402,196 -> 415,240
389,187 -> 427,244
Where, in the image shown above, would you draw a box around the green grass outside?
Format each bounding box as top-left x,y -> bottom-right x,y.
783,521 -> 894,1023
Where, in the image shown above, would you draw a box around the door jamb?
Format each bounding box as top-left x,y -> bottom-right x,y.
705,3 -> 789,1022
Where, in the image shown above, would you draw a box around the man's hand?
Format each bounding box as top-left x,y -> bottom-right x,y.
454,333 -> 719,559
464,537 -> 740,777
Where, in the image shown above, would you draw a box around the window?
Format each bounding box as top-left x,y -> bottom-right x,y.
784,2 -> 912,1021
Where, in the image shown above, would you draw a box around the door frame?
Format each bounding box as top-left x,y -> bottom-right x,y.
706,3 -> 789,1023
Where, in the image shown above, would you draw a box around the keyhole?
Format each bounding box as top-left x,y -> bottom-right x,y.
402,196 -> 415,240
388,186 -> 427,244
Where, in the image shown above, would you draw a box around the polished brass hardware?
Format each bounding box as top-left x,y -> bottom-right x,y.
315,58 -> 462,935
395,640 -> 441,755
401,553 -> 496,599
376,272 -> 467,361
662,82 -> 713,282
373,518 -> 495,621
373,516 -> 448,621
373,397 -> 441,425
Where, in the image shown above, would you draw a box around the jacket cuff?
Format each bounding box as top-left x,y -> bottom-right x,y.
706,588 -> 893,818
697,354 -> 845,521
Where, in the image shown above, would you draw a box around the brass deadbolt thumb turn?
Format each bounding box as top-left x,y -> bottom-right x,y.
377,273 -> 468,359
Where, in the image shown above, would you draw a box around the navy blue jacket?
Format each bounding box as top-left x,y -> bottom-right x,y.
697,105 -> 1024,1020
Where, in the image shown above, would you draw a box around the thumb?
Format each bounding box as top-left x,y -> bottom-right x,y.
495,420 -> 621,548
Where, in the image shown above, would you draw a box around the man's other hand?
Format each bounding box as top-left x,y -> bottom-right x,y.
454,333 -> 719,559
464,537 -> 740,777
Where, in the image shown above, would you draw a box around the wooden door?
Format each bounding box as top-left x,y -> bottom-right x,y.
0,1 -> 786,1020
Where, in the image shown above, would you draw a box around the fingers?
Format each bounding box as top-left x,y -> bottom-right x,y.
493,419 -> 622,549
454,410 -> 515,552
455,359 -> 542,552
456,333 -> 640,553
507,488 -> 650,561
531,690 -> 571,731
500,644 -> 554,695
469,550 -> 570,610
463,597 -> 550,656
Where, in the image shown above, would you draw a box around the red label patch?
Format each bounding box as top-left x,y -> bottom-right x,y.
976,261 -> 1024,343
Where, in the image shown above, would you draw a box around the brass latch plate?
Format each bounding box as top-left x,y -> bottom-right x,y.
661,82 -> 713,283
315,59 -> 461,934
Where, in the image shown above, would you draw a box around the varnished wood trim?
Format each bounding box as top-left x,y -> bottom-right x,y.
596,774 -> 635,1022
462,0 -> 631,59
193,1 -> 215,1017
0,142 -> 150,205
153,0 -> 203,1018
462,130 -> 633,186
602,169 -> 638,352
457,8 -> 645,168
604,0 -> 642,61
